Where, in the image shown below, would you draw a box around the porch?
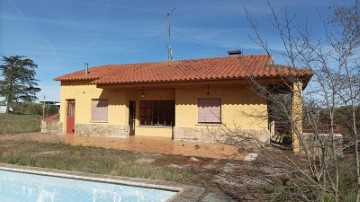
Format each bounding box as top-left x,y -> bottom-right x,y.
76,82 -> 270,142
65,135 -> 244,160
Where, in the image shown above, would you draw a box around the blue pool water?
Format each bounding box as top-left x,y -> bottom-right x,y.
0,169 -> 177,202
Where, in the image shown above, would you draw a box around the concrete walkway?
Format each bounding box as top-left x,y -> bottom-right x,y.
0,133 -> 244,160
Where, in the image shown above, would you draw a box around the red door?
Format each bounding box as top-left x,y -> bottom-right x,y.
66,100 -> 75,134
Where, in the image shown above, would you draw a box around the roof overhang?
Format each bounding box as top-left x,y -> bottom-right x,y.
94,76 -> 312,90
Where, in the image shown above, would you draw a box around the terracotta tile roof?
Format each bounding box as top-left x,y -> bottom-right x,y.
54,55 -> 313,85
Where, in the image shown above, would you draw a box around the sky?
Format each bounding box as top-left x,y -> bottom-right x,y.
0,0 -> 354,101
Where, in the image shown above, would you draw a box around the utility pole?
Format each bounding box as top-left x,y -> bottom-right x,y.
166,7 -> 177,60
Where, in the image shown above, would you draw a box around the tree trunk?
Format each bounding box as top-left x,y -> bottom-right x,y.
356,139 -> 360,202
354,115 -> 360,202
5,97 -> 10,114
6,80 -> 13,114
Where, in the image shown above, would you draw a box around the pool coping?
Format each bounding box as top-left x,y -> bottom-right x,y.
0,163 -> 205,202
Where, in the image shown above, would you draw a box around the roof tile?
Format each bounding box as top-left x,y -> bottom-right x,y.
54,55 -> 313,85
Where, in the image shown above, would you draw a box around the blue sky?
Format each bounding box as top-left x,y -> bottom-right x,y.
0,0 -> 353,101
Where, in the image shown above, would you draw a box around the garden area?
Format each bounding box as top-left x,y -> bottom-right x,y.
0,133 -> 358,201
0,114 -> 41,134
0,101 -> 59,134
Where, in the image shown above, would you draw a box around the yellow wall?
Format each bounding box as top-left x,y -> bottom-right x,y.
136,126 -> 173,138
59,82 -> 268,136
175,85 -> 268,130
60,81 -> 127,133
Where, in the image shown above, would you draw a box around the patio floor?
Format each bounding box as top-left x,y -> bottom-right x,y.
0,133 -> 244,160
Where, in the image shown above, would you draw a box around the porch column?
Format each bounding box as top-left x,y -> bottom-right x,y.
292,80 -> 303,154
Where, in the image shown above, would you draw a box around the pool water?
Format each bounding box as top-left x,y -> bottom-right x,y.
0,169 -> 177,202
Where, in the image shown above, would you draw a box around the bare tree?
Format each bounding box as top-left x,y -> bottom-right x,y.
214,2 -> 359,201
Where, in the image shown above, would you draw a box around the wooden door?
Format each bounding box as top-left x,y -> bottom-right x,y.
66,100 -> 75,134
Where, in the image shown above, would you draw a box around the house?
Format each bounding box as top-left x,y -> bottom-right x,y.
39,101 -> 61,109
39,101 -> 60,105
0,97 -> 13,113
54,54 -> 313,144
0,102 -> 6,113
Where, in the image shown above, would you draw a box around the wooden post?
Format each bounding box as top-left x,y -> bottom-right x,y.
269,120 -> 275,144
270,120 -> 275,136
292,81 -> 303,154
42,95 -> 46,121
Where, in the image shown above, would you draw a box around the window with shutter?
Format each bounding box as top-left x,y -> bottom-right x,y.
198,98 -> 221,123
92,99 -> 108,122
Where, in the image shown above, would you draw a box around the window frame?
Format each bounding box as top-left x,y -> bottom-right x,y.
91,99 -> 109,122
139,100 -> 175,126
197,98 -> 222,124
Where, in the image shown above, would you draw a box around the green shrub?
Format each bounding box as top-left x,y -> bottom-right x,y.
11,102 -> 59,116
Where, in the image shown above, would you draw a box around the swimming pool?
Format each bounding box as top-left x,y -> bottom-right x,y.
0,169 -> 177,202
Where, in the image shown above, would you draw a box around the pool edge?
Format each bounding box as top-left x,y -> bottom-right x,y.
0,163 -> 205,202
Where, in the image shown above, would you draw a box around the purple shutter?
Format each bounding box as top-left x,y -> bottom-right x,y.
92,99 -> 108,122
198,98 -> 221,123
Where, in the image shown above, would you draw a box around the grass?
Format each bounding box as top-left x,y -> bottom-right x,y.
2,138 -> 357,201
0,140 -> 213,185
0,114 -> 41,134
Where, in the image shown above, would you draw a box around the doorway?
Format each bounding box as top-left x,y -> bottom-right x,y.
66,100 -> 75,134
129,100 -> 136,136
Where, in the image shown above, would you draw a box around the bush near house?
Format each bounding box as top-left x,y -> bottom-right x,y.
0,114 -> 41,134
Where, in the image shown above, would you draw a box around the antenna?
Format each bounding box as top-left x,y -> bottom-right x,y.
166,7 -> 177,60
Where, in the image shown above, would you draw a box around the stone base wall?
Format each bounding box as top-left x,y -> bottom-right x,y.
75,124 -> 129,137
41,121 -> 63,135
173,126 -> 270,144
301,133 -> 343,156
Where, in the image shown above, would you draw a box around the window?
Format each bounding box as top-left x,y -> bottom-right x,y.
92,99 -> 108,122
67,100 -> 75,117
139,100 -> 175,126
198,98 -> 221,123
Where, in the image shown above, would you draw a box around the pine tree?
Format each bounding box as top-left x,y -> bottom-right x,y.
0,55 -> 41,113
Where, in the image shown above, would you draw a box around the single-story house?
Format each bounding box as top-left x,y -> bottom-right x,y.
54,54 -> 313,144
0,97 -> 13,113
0,102 -> 7,113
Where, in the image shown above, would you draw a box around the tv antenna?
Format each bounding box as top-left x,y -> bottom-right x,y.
166,7 -> 177,60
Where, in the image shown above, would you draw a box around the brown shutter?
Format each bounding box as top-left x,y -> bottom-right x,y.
198,98 -> 221,123
92,99 -> 108,122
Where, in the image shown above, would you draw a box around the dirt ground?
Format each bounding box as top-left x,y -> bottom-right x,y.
0,133 -> 245,160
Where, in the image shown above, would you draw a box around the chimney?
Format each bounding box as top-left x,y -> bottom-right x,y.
227,50 -> 241,56
84,63 -> 88,75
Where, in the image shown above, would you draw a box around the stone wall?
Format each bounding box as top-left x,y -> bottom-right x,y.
41,121 -> 63,135
75,124 -> 129,137
301,133 -> 343,156
173,126 -> 270,144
